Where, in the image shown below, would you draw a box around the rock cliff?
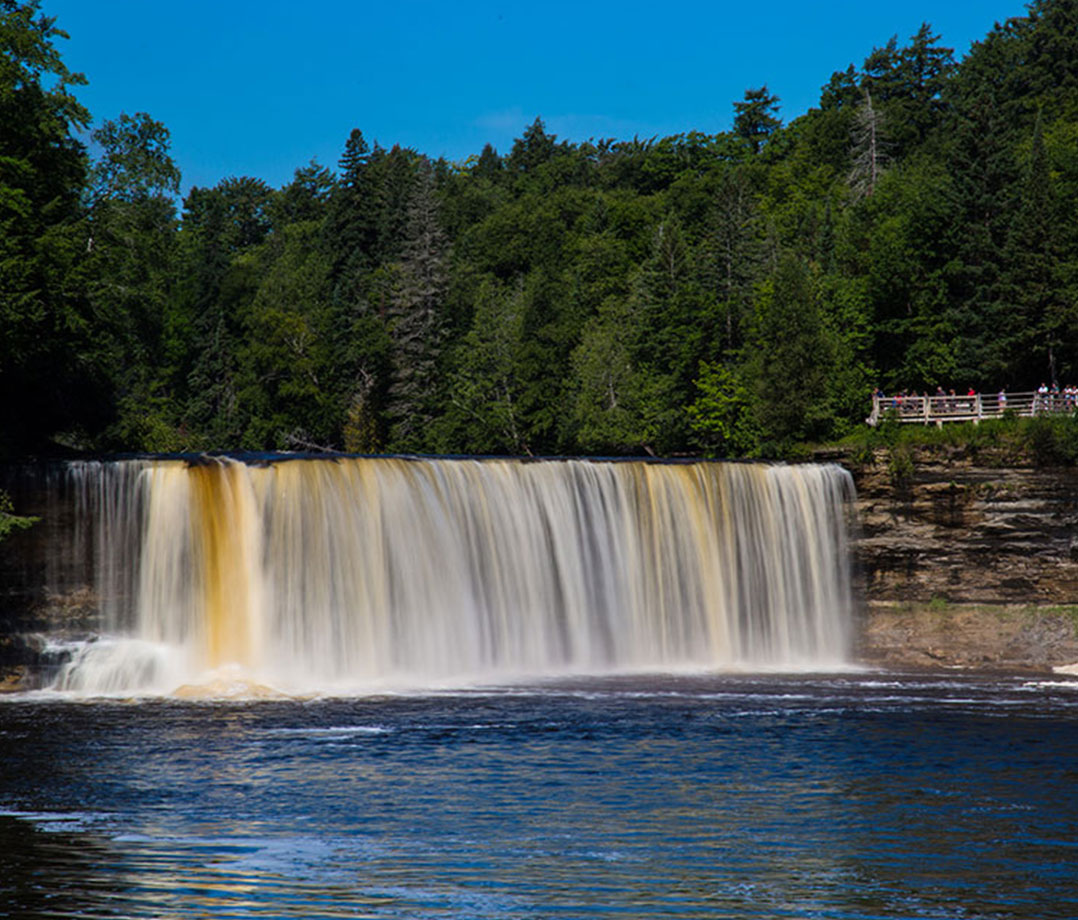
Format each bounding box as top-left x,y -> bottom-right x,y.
848,450 -> 1078,604
837,447 -> 1078,670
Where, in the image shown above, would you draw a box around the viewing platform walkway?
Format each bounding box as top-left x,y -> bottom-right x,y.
867,391 -> 1076,426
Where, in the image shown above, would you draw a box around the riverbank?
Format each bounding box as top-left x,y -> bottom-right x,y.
858,601 -> 1078,672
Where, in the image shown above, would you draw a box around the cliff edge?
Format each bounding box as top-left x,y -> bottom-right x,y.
840,446 -> 1078,671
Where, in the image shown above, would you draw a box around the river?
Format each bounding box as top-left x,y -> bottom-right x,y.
2,671 -> 1076,919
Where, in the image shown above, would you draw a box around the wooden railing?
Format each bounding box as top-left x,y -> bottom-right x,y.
866,391 -> 1076,426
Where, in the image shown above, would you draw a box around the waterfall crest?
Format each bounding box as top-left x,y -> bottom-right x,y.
54,457 -> 856,693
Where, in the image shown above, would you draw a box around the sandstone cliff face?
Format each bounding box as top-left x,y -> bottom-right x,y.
848,451 -> 1078,606
832,448 -> 1078,671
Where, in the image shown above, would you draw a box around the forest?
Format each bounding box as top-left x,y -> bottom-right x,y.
2,0 -> 1078,460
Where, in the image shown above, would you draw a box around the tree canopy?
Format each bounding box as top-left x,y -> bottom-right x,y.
3,0 -> 1078,459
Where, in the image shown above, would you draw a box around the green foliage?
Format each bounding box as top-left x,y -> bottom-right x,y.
886,444 -> 915,495
840,412 -> 1078,469
687,361 -> 758,456
87,112 -> 180,207
746,255 -> 838,450
733,87 -> 782,155
0,489 -> 37,541
5,1 -> 1078,461
1,0 -> 102,451
927,594 -> 950,613
569,292 -> 671,455
438,277 -> 528,454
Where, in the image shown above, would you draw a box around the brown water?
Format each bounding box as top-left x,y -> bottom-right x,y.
48,457 -> 855,695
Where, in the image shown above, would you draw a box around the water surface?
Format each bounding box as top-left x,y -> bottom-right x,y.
2,671 -> 1076,919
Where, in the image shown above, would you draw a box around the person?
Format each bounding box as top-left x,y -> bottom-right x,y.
931,386 -> 945,418
998,388 -> 1007,412
1037,382 -> 1049,413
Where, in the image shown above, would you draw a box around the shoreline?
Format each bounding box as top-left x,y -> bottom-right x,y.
856,601 -> 1078,673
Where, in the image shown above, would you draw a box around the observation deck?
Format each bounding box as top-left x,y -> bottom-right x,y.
866,391 -> 1075,426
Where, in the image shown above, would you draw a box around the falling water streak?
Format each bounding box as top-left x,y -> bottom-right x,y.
51,457 -> 856,693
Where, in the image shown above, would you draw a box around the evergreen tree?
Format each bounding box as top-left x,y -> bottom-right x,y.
385,158 -> 450,450
746,254 -> 836,449
178,179 -> 273,445
0,0 -> 104,451
326,128 -> 377,286
83,113 -> 182,449
733,86 -> 782,154
701,167 -> 764,351
370,143 -> 419,265
944,84 -> 1019,383
474,143 -> 503,182
508,117 -> 559,175
1000,111 -> 1067,384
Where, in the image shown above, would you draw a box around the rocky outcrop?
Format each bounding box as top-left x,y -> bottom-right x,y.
858,602 -> 1078,671
827,447 -> 1078,671
847,451 -> 1078,605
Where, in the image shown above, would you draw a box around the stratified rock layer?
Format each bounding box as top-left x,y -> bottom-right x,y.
837,447 -> 1078,671
851,453 -> 1078,605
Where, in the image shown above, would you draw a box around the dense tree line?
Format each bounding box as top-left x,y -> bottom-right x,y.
3,0 -> 1078,459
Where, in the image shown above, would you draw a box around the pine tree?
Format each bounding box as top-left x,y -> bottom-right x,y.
702,167 -> 764,351
733,87 -> 782,154
1000,111 -> 1066,384
386,158 -> 450,449
508,117 -> 558,175
746,254 -> 836,448
944,84 -> 1020,383
326,128 -> 378,283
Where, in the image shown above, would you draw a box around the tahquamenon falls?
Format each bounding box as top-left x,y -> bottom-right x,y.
4,456 -> 857,696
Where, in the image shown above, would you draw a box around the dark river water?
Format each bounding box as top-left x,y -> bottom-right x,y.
1,671 -> 1077,919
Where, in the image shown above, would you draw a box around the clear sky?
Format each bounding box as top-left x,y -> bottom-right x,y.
43,0 -> 1025,197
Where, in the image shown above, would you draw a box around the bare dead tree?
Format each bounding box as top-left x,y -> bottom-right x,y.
848,89 -> 889,200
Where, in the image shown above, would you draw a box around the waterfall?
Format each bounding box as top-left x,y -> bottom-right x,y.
50,457 -> 856,693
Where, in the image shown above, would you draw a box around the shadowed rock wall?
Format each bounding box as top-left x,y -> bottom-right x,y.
850,453 -> 1078,605
836,448 -> 1078,670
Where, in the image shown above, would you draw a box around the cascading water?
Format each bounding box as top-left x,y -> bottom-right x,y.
50,457 -> 856,694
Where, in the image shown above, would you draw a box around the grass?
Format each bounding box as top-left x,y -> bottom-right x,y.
830,413 -> 1078,468
879,600 -> 1078,624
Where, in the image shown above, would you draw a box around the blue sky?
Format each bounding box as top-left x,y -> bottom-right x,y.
44,1 -> 1024,197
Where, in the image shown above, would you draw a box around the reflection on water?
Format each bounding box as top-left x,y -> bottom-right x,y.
2,672 -> 1078,919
